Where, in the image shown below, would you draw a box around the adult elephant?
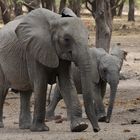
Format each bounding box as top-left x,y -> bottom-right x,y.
0,8 -> 100,132
46,47 -> 127,123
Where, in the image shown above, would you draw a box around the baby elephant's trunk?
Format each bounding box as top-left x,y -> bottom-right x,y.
106,82 -> 118,123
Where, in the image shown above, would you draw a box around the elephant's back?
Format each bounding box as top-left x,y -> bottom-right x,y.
39,8 -> 61,21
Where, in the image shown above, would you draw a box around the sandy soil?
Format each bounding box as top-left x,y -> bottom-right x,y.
0,14 -> 140,140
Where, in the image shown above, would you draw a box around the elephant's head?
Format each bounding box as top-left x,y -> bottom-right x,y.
15,8 -> 99,131
98,47 -> 127,122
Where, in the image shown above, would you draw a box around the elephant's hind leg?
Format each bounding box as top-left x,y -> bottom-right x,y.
19,91 -> 32,129
0,87 -> 8,128
46,84 -> 62,120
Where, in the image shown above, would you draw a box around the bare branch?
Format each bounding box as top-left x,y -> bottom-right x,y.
85,1 -> 92,13
112,0 -> 126,10
22,1 -> 35,11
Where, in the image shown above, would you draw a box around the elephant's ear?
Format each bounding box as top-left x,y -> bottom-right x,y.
15,8 -> 59,68
110,47 -> 127,70
61,7 -> 77,17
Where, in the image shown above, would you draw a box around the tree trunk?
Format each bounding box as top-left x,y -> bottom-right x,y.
42,0 -> 56,12
0,0 -> 10,24
13,0 -> 23,16
59,0 -> 67,13
110,0 -> 116,18
68,0 -> 81,17
52,0 -> 57,12
41,0 -> 45,8
94,0 -> 112,52
45,0 -> 52,10
117,1 -> 124,16
128,0 -> 135,21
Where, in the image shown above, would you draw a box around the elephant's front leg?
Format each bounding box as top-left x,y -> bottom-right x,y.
58,61 -> 88,132
0,87 -> 8,128
19,91 -> 32,129
30,64 -> 49,132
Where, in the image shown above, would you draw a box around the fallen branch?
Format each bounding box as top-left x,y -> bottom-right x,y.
134,58 -> 140,61
121,119 -> 140,125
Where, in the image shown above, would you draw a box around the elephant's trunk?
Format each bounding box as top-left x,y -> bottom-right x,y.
76,49 -> 100,132
106,82 -> 118,123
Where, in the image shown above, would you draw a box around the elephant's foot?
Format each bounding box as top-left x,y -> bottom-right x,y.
46,110 -> 55,120
19,115 -> 31,129
98,116 -> 106,122
0,122 -> 4,128
30,123 -> 49,132
93,127 -> 100,133
19,122 -> 31,129
97,113 -> 106,122
105,117 -> 111,123
71,118 -> 88,132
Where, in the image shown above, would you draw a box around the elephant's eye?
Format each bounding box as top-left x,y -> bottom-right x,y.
63,34 -> 71,45
64,37 -> 70,43
103,68 -> 107,74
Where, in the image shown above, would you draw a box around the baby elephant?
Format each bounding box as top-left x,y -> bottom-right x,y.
46,47 -> 127,123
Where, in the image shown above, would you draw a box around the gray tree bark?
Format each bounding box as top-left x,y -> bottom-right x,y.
117,1 -> 124,16
128,0 -> 135,21
68,0 -> 81,17
41,0 -> 57,12
110,0 -> 116,17
0,0 -> 10,24
59,0 -> 67,13
86,0 -> 112,52
13,0 -> 23,16
95,0 -> 112,52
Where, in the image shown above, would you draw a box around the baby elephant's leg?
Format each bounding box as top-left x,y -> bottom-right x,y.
46,84 -> 62,120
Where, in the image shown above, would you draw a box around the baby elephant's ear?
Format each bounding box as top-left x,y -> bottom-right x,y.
15,8 -> 59,68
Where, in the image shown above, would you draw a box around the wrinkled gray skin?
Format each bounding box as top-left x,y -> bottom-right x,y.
0,8 -> 100,132
46,47 -> 127,123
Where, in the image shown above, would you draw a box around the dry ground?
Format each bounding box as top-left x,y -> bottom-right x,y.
0,14 -> 140,140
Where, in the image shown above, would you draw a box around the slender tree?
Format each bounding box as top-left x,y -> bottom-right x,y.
110,0 -> 116,17
110,0 -> 126,17
128,0 -> 135,21
68,0 -> 81,17
117,0 -> 125,16
0,0 -> 10,24
13,0 -> 23,16
41,0 -> 57,12
59,0 -> 67,13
